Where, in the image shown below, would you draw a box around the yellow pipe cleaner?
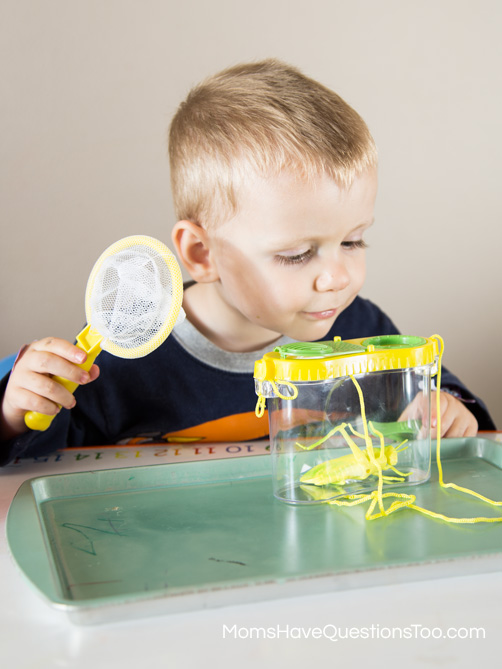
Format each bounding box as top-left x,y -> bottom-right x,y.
328,334 -> 502,523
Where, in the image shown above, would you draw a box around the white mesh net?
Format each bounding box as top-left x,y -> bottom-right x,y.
85,237 -> 184,359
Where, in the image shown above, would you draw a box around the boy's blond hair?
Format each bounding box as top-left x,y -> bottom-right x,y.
168,59 -> 377,228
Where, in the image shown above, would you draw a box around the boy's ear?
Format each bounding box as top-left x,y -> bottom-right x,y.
171,220 -> 219,283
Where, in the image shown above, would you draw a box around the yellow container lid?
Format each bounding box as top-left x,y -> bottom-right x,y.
254,335 -> 439,383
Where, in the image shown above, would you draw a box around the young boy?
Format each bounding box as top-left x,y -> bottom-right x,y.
0,59 -> 494,465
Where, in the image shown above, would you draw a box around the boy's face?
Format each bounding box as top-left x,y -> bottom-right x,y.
206,168 -> 377,344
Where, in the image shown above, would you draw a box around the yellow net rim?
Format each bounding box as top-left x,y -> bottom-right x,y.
84,235 -> 184,359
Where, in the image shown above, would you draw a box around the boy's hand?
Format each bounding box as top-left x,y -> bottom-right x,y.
0,337 -> 100,440
432,391 -> 478,438
400,391 -> 478,438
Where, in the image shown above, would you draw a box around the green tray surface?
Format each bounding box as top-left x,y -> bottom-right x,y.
7,438 -> 502,621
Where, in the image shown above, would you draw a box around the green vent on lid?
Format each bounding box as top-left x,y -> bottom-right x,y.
275,340 -> 366,359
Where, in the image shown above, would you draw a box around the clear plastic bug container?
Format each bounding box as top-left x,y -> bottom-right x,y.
254,335 -> 440,504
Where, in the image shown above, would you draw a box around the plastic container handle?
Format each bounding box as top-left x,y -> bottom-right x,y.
24,325 -> 102,432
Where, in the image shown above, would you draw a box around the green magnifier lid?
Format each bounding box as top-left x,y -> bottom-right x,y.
275,340 -> 366,359
361,335 -> 427,350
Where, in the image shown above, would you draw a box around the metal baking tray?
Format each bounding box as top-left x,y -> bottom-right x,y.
6,438 -> 502,625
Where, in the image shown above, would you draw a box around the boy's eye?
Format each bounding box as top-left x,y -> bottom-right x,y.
275,248 -> 314,266
341,239 -> 368,251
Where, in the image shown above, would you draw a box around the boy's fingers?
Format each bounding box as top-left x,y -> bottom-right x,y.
442,409 -> 478,438
4,339 -> 101,420
435,411 -> 454,438
15,339 -> 93,387
430,391 -> 445,417
23,351 -> 92,386
27,372 -> 78,410
11,387 -> 64,417
8,365 -> 77,412
430,392 -> 448,425
398,391 -> 425,421
89,364 -> 100,382
2,387 -> 62,435
30,337 -> 87,365
442,416 -> 465,438
434,392 -> 478,438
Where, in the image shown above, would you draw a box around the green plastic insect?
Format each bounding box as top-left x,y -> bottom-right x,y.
300,440 -> 410,486
298,421 -> 411,487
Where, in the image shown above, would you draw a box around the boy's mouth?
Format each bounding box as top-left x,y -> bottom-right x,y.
302,309 -> 337,321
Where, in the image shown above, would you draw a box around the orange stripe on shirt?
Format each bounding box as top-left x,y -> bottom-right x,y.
160,410 -> 270,443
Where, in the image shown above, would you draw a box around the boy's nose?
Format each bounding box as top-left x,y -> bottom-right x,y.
314,266 -> 350,292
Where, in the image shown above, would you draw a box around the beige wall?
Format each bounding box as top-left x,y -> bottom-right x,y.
1,0 -> 501,427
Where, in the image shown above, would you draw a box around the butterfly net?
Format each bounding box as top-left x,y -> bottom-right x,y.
85,236 -> 184,359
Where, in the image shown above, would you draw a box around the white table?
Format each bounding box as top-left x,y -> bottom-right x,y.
2,437 -> 501,668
